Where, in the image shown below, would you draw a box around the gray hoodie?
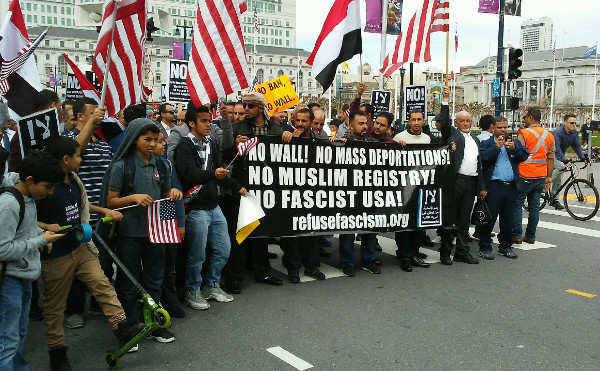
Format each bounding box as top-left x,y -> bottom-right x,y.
0,173 -> 46,281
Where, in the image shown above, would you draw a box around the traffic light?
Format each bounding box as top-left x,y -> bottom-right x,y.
508,48 -> 523,80
509,96 -> 520,111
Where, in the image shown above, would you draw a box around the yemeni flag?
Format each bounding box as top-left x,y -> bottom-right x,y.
62,53 -> 101,103
0,0 -> 42,118
306,0 -> 362,94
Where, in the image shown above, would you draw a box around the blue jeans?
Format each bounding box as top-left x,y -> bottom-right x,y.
118,238 -> 165,324
339,233 -> 377,268
479,182 -> 516,252
513,177 -> 545,240
0,277 -> 32,371
185,207 -> 231,291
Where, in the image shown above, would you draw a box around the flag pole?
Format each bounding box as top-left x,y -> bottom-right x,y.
593,42 -> 598,121
360,54 -> 363,83
549,39 -> 556,129
452,24 -> 457,119
99,1 -> 119,108
445,31 -> 449,86
378,0 -> 388,90
114,198 -> 171,211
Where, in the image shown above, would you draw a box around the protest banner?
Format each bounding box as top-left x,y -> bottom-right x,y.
404,85 -> 427,122
370,90 -> 392,116
166,59 -> 191,106
254,74 -> 300,117
17,108 -> 60,157
237,136 -> 455,237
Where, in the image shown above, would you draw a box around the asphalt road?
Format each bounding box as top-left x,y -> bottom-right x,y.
25,165 -> 600,370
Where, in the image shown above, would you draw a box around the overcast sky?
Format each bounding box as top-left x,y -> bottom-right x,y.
296,0 -> 600,75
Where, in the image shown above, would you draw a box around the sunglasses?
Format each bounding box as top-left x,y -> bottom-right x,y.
243,103 -> 256,109
168,110 -> 176,114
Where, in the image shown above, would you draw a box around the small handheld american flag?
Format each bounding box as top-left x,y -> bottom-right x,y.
237,137 -> 259,156
147,200 -> 181,244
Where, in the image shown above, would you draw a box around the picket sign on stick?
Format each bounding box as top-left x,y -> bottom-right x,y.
114,198 -> 171,211
99,1 -> 119,108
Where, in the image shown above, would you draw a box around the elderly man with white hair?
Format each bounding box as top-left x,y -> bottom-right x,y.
438,86 -> 487,266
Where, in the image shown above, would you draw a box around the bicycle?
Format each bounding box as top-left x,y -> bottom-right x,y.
523,160 -> 599,221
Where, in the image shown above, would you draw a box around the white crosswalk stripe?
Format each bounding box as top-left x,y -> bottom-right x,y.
265,211 -> 599,283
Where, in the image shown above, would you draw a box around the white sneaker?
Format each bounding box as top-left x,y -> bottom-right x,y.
204,283 -> 234,303
185,289 -> 210,310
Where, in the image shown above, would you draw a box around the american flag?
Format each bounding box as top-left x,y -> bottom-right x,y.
380,0 -> 447,77
147,200 -> 181,244
92,0 -> 148,116
186,0 -> 251,106
455,33 -> 458,52
0,27 -> 48,97
248,75 -> 259,92
254,11 -> 259,32
237,136 -> 259,156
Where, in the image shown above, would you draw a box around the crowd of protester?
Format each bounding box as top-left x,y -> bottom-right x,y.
0,82 -> 588,370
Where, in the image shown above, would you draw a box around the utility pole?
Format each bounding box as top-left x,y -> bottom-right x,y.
495,0 -> 506,117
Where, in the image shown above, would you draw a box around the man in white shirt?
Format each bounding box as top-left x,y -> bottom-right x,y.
438,86 -> 487,265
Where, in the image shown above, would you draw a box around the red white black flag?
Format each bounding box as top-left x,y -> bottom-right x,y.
306,0 -> 362,94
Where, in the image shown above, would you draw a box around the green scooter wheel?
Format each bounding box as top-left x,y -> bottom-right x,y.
105,352 -> 120,370
154,308 -> 171,329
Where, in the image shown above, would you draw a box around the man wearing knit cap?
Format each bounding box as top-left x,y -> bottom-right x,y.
221,92 -> 284,291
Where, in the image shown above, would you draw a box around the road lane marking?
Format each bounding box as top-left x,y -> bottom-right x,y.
539,208 -> 600,222
267,346 -> 313,370
565,289 -> 597,298
522,218 -> 600,238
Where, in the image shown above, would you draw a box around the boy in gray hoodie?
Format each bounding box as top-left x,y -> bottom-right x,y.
0,151 -> 65,370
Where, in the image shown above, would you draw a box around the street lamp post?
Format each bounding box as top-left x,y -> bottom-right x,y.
174,21 -> 194,60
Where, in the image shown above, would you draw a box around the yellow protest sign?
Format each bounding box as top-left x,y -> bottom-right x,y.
254,74 -> 300,116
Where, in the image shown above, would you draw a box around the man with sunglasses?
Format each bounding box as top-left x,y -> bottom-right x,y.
223,92 -> 284,289
550,114 -> 588,209
158,104 -> 177,140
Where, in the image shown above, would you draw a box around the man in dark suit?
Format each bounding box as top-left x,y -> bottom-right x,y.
478,117 -> 529,260
439,86 -> 486,265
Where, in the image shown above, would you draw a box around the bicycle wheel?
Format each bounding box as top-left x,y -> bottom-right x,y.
523,191 -> 548,212
563,179 -> 599,221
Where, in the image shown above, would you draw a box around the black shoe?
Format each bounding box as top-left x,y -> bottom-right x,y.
268,252 -> 278,259
361,261 -> 381,274
416,252 -> 428,259
318,237 -> 332,247
554,201 -> 564,210
499,248 -> 519,259
163,303 -> 186,318
288,269 -> 301,284
304,268 -> 326,280
114,321 -> 145,344
29,303 -> 43,321
400,258 -> 412,272
319,247 -> 331,257
453,254 -> 479,264
146,327 -> 175,343
224,279 -> 241,294
375,242 -> 383,252
477,250 -> 495,260
440,254 -> 453,265
255,276 -> 283,286
341,266 -> 355,277
421,237 -> 435,247
49,346 -> 72,371
410,256 -> 430,268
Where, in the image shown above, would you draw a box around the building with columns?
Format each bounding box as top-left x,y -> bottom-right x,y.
459,46 -> 599,125
26,26 -> 320,103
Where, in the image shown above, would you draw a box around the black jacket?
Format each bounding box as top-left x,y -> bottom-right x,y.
439,104 -> 486,192
174,137 -> 242,211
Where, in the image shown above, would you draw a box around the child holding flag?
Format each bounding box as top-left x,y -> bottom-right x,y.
101,119 -> 182,345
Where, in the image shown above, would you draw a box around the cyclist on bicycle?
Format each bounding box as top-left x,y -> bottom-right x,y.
551,114 -> 589,210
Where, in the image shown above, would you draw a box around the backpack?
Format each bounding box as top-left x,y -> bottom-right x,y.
0,187 -> 25,290
120,155 -> 167,197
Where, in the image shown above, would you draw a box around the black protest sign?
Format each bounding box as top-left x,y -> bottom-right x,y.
161,84 -> 167,104
166,60 -> 191,106
84,71 -> 101,92
238,136 -> 455,237
65,73 -> 83,100
17,108 -> 60,158
404,85 -> 427,121
370,90 -> 392,116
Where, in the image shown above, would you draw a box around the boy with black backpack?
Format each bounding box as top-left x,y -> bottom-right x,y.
101,119 -> 182,346
0,152 -> 64,370
38,137 -> 143,370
